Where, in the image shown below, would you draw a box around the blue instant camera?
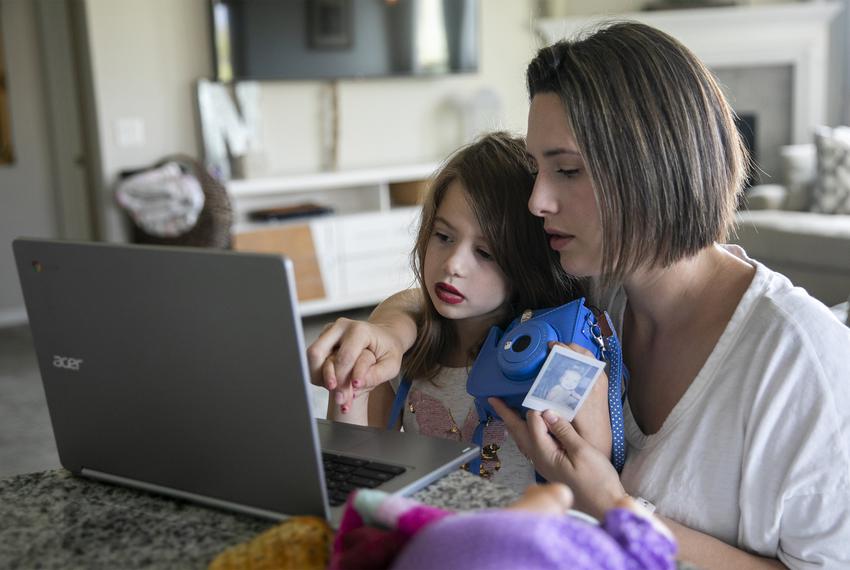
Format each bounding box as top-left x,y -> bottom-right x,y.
466,297 -> 605,420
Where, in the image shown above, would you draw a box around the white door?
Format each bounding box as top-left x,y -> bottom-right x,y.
0,0 -> 91,326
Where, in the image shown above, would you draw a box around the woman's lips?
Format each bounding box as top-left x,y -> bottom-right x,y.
435,282 -> 465,305
547,231 -> 574,251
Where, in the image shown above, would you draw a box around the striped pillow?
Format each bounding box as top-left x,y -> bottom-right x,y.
812,126 -> 850,215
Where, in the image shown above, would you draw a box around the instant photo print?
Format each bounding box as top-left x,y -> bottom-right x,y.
522,344 -> 606,421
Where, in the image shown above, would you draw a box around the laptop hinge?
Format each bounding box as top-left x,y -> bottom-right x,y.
81,467 -> 297,521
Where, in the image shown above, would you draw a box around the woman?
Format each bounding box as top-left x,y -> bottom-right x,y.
308,22 -> 850,568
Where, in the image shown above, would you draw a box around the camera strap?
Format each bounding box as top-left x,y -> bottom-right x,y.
589,308 -> 628,473
386,376 -> 412,431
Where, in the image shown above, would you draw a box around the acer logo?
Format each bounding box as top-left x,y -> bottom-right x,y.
53,355 -> 84,371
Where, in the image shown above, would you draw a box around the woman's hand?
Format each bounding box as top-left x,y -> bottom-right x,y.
552,342 -> 613,458
307,319 -> 406,411
490,397 -> 626,521
306,288 -> 423,413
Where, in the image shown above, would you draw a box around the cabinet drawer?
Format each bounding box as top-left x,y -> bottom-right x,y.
340,253 -> 415,298
337,209 -> 419,256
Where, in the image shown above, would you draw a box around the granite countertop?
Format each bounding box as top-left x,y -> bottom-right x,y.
0,469 -> 519,569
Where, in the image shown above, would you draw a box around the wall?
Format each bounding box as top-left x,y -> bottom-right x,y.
252,1 -> 539,176
544,0 -> 848,128
82,0 -> 540,239
84,0 -> 213,241
0,0 -> 60,325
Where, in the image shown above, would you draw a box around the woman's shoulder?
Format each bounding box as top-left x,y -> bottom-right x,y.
725,251 -> 850,410
698,246 -> 849,410
739,254 -> 849,349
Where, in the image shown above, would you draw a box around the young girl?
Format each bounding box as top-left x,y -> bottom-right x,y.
323,132 -> 591,491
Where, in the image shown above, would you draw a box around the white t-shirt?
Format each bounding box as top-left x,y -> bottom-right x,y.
392,367 -> 536,494
602,245 -> 850,569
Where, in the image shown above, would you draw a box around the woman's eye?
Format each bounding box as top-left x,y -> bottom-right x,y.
434,231 -> 451,242
557,168 -> 580,178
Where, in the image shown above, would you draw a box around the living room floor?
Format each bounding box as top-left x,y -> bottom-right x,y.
0,307 -> 371,479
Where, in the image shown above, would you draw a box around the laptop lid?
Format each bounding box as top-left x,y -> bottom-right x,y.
13,238 -> 477,521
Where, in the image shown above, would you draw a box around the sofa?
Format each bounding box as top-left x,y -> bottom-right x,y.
732,129 -> 850,312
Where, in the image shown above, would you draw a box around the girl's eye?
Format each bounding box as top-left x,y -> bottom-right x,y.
476,248 -> 494,261
434,231 -> 451,243
557,168 -> 580,178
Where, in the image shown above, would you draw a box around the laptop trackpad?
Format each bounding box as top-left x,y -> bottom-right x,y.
317,420 -> 379,454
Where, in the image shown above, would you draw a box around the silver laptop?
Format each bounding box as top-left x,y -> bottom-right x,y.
13,238 -> 478,524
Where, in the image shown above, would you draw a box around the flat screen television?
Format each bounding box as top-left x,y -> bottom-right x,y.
211,0 -> 480,82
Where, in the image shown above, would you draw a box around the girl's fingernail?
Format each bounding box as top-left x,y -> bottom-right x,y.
543,410 -> 560,424
352,379 -> 360,388
341,405 -> 349,413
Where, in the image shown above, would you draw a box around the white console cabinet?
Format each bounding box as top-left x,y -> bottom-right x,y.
227,163 -> 437,316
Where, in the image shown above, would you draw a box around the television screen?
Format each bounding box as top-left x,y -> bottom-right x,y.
211,0 -> 479,82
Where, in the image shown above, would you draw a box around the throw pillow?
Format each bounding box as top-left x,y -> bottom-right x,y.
779,143 -> 816,211
811,126 -> 850,215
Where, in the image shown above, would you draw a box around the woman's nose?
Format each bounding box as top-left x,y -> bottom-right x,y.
528,175 -> 557,218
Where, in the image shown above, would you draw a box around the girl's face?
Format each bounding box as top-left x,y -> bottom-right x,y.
526,93 -> 603,278
423,181 -> 510,325
560,370 -> 581,390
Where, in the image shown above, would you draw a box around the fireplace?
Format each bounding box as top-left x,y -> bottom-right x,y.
734,112 -> 758,188
714,64 -> 793,185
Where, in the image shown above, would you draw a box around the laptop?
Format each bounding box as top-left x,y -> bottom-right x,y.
12,238 -> 478,524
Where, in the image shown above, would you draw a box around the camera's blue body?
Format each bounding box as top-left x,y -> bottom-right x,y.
467,297 -> 603,420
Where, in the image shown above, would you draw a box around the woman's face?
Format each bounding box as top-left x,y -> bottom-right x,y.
526,93 -> 603,278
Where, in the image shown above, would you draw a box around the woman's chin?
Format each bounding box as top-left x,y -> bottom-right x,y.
559,255 -> 598,280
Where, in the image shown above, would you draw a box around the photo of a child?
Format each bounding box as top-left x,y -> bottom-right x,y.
523,345 -> 604,420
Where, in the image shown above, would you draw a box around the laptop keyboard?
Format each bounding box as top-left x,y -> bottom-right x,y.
322,452 -> 407,507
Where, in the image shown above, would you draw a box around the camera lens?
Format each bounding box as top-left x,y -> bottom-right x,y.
511,335 -> 531,352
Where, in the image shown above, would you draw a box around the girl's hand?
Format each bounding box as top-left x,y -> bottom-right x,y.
506,483 -> 574,515
489,398 -> 626,521
307,318 -> 406,410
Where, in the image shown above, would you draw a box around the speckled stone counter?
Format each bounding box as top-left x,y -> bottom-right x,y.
0,469 -> 519,569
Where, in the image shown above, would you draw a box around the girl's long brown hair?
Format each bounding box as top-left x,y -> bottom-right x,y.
402,132 -> 578,382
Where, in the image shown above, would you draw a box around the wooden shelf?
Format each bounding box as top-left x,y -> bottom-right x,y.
227,165 -> 430,316
226,162 -> 440,198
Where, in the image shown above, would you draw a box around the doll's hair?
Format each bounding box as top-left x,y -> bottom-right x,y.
403,132 -> 577,381
526,22 -> 748,288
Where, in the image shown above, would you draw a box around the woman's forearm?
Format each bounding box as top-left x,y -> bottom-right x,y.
368,288 -> 422,355
661,516 -> 786,569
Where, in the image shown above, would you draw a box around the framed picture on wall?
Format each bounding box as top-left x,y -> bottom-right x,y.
0,6 -> 14,166
307,0 -> 352,50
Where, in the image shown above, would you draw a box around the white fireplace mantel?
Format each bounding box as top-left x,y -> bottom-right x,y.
536,2 -> 843,144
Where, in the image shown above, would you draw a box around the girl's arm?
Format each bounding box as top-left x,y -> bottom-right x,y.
326,382 -> 397,429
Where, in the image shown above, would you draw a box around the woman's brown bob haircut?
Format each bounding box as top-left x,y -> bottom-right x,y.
526,22 -> 749,285
404,132 -> 576,381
